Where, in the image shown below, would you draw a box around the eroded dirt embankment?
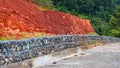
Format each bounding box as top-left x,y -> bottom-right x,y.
0,0 -> 94,39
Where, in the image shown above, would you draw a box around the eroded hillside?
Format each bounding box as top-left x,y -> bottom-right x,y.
0,0 -> 94,39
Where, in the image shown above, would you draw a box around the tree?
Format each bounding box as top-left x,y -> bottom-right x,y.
108,29 -> 120,37
32,0 -> 120,37
52,0 -> 116,35
107,6 -> 120,37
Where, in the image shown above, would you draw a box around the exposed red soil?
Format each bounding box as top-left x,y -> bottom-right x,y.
0,0 -> 94,39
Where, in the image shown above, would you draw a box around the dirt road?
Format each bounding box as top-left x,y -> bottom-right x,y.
40,42 -> 120,68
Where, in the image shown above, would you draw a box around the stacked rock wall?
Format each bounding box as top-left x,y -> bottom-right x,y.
0,35 -> 120,65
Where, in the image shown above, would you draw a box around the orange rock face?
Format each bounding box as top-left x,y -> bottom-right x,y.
0,0 -> 94,39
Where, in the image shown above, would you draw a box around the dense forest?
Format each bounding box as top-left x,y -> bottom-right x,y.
32,0 -> 120,37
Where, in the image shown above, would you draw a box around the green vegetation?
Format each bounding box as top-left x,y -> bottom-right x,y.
81,41 -> 101,49
88,32 -> 98,36
0,36 -> 15,40
32,0 -> 54,9
19,32 -> 50,39
0,32 -> 50,40
33,0 -> 120,37
0,37 -> 7,41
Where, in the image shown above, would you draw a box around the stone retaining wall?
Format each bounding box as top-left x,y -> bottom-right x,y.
0,35 -> 120,66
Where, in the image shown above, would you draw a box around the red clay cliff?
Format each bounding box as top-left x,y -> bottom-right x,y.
0,0 -> 94,39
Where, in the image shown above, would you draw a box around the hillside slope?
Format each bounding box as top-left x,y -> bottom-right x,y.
0,0 -> 94,39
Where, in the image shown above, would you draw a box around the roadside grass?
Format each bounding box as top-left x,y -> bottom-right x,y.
0,37 -> 7,40
19,32 -> 51,39
88,32 -> 98,36
0,32 -> 51,40
81,41 -> 101,50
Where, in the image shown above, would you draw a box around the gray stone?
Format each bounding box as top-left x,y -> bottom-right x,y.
0,35 -> 119,66
2,49 -> 7,52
